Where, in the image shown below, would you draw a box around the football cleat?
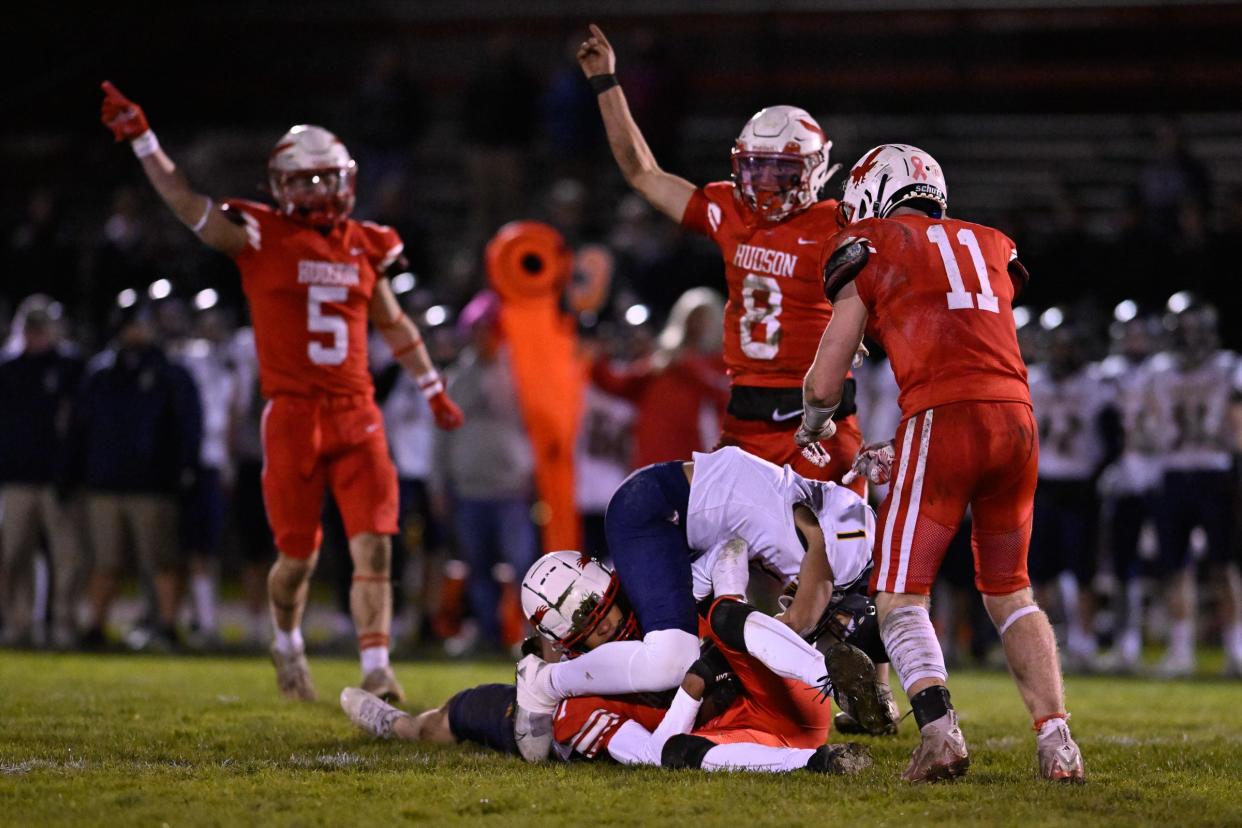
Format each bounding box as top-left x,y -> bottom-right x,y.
361,666 -> 406,703
805,742 -> 873,775
902,710 -> 970,783
1036,718 -> 1085,783
514,653 -> 557,763
824,642 -> 900,736
270,643 -> 317,701
340,687 -> 411,739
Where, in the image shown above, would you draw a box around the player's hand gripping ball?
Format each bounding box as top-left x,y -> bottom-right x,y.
100,81 -> 150,142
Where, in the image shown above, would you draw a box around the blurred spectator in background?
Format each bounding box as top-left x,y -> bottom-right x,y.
1138,119 -> 1211,244
71,304 -> 202,650
1027,323 -> 1120,670
172,305 -> 238,647
462,35 -> 541,240
373,329 -> 440,645
228,325 -> 273,645
591,287 -> 729,468
575,322 -> 637,561
0,297 -> 85,648
432,291 -> 537,654
5,190 -> 76,307
350,46 -> 428,215
543,34 -> 607,185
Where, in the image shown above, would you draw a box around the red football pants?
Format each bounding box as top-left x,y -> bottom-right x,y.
870,401 -> 1038,596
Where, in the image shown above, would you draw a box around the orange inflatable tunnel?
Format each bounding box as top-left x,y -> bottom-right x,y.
485,221 -> 584,553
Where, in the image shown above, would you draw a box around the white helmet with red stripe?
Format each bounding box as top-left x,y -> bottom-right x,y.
839,144 -> 948,225
268,124 -> 357,227
731,106 -> 838,222
520,551 -> 637,653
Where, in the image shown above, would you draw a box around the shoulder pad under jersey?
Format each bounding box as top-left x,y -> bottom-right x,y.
823,238 -> 871,302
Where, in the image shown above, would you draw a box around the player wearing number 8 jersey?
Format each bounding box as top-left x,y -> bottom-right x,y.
99,82 -> 464,704
576,24 -> 863,493
800,144 -> 1084,783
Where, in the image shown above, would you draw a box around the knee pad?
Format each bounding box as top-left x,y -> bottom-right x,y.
708,598 -> 756,652
661,734 -> 715,770
643,628 -> 701,688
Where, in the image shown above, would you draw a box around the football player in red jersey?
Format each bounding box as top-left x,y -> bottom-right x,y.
799,144 -> 1084,783
100,82 -> 464,703
576,25 -> 865,496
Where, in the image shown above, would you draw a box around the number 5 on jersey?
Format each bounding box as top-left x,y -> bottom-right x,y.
308,285 -> 348,365
927,225 -> 999,313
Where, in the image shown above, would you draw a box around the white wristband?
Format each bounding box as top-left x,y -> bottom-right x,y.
131,130 -> 160,159
802,401 -> 839,432
416,370 -> 444,400
190,197 -> 213,233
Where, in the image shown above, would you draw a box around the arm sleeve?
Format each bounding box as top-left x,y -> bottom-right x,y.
604,720 -> 661,766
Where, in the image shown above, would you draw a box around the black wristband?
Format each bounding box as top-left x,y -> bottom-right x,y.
588,73 -> 619,94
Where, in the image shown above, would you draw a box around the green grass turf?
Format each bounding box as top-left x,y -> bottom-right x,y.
1,652 -> 1240,827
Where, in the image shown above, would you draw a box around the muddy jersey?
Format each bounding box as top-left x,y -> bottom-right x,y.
681,183 -> 841,387
686,446 -> 873,596
830,215 -> 1030,419
1028,362 -> 1115,482
1143,350 -> 1241,473
223,199 -> 403,398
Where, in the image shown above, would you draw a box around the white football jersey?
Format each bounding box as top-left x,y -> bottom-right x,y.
1028,362 -> 1115,482
1144,350 -> 1240,473
575,385 -> 637,513
1097,354 -> 1162,495
174,338 -> 236,471
687,447 -> 873,600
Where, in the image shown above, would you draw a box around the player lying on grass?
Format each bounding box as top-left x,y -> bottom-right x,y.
514,447 -> 900,761
342,552 -> 872,775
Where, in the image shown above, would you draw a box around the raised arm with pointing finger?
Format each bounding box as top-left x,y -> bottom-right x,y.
577,24 -> 696,221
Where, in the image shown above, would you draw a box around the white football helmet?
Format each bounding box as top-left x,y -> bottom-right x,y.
520,551 -> 637,653
268,125 -> 357,227
839,144 -> 947,225
731,106 -> 838,222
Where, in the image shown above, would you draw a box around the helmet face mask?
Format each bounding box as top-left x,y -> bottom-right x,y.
268,125 -> 357,228
731,106 -> 836,222
521,551 -> 639,654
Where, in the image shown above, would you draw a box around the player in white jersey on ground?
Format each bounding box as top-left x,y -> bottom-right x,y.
513,446 -> 894,761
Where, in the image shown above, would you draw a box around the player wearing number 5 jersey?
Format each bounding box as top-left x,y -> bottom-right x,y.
99,82 -> 464,704
576,25 -> 863,494
800,144 -> 1084,783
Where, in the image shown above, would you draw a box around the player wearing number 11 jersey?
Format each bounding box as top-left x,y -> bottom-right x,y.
100,82 -> 463,704
800,144 -> 1084,783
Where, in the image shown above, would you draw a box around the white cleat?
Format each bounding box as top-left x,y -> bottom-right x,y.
902,710 -> 970,783
340,687 -> 411,739
514,654 -> 558,763
1036,718 -> 1085,782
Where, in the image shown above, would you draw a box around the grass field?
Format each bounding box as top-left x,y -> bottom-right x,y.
1,652 -> 1241,827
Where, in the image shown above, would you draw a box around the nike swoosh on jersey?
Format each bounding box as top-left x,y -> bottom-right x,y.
796,237 -> 818,245
771,408 -> 802,422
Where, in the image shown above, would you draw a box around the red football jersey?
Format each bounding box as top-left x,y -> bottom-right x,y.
682,183 -> 841,388
224,199 -> 403,398
552,692 -> 667,760
836,215 -> 1030,418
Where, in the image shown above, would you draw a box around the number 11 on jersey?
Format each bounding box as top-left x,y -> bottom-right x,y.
927,225 -> 999,314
